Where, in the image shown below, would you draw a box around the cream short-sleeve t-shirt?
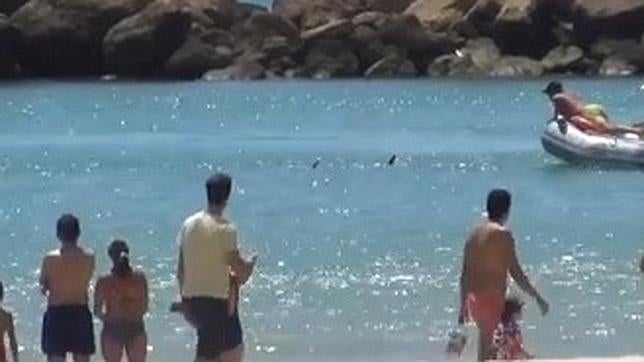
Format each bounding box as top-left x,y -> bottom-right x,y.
179,211 -> 237,299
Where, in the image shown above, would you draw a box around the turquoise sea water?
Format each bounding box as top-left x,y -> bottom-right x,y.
0,79 -> 642,361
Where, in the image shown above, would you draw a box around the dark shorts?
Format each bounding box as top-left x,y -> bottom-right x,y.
42,305 -> 95,356
182,297 -> 243,359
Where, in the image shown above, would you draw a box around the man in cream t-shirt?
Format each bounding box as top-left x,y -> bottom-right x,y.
177,173 -> 256,362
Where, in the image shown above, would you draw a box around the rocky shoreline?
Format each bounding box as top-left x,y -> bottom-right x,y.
3,0 -> 644,80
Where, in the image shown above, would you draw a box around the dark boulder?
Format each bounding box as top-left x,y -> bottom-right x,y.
10,0 -> 152,75
272,0 -> 363,30
233,2 -> 268,23
203,59 -> 265,80
404,0 -> 478,32
427,37 -> 500,76
364,0 -> 414,14
380,14 -> 463,54
463,0 -> 555,57
541,45 -> 584,73
304,38 -> 360,78
590,37 -> 644,69
490,55 -> 543,76
164,35 -> 234,78
301,19 -> 353,42
572,0 -> 644,42
242,11 -> 299,40
0,14 -> 20,77
598,57 -> 637,76
0,0 -> 28,16
364,53 -> 417,77
103,0 -> 235,76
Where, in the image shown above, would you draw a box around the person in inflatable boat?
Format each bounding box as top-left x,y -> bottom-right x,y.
543,81 -> 644,136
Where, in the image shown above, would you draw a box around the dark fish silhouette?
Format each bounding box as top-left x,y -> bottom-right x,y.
312,159 -> 321,169
387,154 -> 397,166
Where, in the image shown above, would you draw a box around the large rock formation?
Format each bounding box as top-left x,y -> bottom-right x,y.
163,32 -> 235,78
0,14 -> 20,77
404,0 -> 477,32
0,0 -> 28,15
103,0 -> 234,76
304,39 -> 360,78
272,0 -> 362,30
5,0 -> 644,78
203,59 -> 265,80
572,0 -> 644,41
540,45 -> 584,73
364,53 -> 417,77
10,0 -> 152,75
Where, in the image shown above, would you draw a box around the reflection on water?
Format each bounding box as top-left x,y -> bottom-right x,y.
0,80 -> 642,360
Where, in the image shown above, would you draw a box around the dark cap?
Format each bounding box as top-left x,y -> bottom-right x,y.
543,81 -> 563,95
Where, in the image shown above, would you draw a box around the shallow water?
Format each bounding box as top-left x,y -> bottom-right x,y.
0,79 -> 642,361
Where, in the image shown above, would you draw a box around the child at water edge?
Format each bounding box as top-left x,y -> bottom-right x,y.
493,297 -> 533,360
0,282 -> 19,362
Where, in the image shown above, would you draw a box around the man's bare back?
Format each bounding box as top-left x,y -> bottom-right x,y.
41,246 -> 95,306
463,221 -> 514,297
459,190 -> 548,361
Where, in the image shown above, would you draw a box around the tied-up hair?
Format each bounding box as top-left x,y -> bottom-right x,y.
108,239 -> 133,278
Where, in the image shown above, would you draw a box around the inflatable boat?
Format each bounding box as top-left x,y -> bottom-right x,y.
541,119 -> 644,166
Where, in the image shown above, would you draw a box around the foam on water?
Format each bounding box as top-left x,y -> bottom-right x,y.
0,80 -> 642,360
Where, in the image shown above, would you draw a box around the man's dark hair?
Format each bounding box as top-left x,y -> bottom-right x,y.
206,173 -> 233,206
543,81 -> 563,96
501,297 -> 524,323
486,189 -> 511,221
56,213 -> 80,243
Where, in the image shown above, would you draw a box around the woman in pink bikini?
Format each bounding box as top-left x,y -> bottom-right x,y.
94,240 -> 148,362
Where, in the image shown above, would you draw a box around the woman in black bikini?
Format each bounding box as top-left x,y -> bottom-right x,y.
94,240 -> 149,362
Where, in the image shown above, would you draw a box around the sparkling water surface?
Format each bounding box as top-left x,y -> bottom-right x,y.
0,79 -> 642,361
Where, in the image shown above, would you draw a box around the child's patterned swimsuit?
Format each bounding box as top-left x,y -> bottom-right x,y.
493,321 -> 528,359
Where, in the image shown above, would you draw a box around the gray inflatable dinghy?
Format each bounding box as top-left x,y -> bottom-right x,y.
541,118 -> 644,166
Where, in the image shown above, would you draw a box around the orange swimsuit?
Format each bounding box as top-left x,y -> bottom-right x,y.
466,292 -> 505,337
0,338 -> 6,362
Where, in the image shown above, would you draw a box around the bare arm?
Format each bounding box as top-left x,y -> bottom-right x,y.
93,277 -> 105,320
507,233 -> 549,315
140,273 -> 149,317
507,233 -> 538,298
8,314 -> 18,362
227,249 -> 256,285
39,257 -> 48,296
458,240 -> 470,324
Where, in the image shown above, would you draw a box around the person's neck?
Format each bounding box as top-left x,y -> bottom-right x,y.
488,217 -> 505,226
207,204 -> 225,217
60,242 -> 78,251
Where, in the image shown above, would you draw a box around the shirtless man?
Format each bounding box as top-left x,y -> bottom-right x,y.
94,240 -> 148,362
39,214 -> 95,362
459,190 -> 549,361
543,81 -> 643,136
0,281 -> 18,362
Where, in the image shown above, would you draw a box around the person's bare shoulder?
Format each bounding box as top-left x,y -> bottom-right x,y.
132,270 -> 147,282
45,248 -> 61,258
80,246 -> 95,257
0,308 -> 12,326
